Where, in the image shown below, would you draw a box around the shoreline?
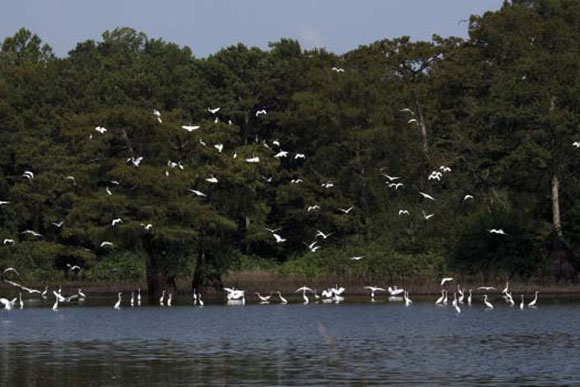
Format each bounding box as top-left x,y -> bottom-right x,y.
2,270 -> 580,296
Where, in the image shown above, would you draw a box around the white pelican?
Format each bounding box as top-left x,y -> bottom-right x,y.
388,286 -> 405,296
440,277 -> 453,286
404,291 -> 413,306
419,191 -> 435,201
182,125 -> 200,132
338,207 -> 353,214
272,233 -> 286,243
519,295 -> 524,310
528,291 -> 539,307
435,290 -> 445,305
159,290 -> 166,306
364,286 -> 386,299
277,291 -> 288,304
188,189 -> 207,197
255,292 -> 272,303
114,292 -> 122,309
483,294 -> 494,309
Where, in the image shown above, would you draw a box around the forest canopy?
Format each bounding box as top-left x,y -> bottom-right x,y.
1,0 -> 580,295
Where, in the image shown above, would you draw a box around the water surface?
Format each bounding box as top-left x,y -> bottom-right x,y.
1,296 -> 579,386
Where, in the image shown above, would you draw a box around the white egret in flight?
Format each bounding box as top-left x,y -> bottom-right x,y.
338,207 -> 353,214
273,233 -> 286,243
182,125 -> 200,132
419,191 -> 436,201
440,277 -> 453,286
188,189 -> 207,197
207,107 -> 221,114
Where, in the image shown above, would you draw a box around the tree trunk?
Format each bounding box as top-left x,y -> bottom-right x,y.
143,234 -> 176,300
414,100 -> 428,154
192,247 -> 223,292
552,175 -> 563,237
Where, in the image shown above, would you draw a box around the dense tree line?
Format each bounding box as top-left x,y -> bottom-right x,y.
1,0 -> 579,295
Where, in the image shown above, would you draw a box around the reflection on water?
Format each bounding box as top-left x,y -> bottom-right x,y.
1,299 -> 580,385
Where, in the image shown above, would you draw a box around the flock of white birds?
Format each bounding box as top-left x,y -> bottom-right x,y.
3,66 -> 575,313
0,265 -> 540,313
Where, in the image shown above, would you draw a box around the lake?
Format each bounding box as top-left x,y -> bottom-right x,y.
1,295 -> 579,386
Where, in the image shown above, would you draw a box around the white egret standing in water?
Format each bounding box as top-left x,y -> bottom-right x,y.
277,291 -> 288,304
528,291 -> 539,307
483,294 -> 494,309
114,292 -> 122,309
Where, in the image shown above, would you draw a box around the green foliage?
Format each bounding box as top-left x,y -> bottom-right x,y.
2,2 -> 580,288
85,251 -> 146,281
